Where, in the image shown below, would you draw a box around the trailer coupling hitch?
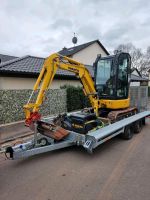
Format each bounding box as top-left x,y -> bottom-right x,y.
5,146 -> 14,159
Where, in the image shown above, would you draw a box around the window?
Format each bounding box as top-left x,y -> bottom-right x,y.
96,58 -> 114,97
96,59 -> 111,85
117,56 -> 128,98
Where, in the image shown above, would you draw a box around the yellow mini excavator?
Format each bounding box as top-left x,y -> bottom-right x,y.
5,52 -> 150,159
23,52 -> 137,136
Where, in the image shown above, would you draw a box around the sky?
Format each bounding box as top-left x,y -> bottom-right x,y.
0,0 -> 150,57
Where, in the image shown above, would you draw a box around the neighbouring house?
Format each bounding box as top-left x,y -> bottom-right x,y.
0,40 -> 109,90
130,68 -> 149,86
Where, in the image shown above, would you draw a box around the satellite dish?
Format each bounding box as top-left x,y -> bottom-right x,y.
72,33 -> 77,46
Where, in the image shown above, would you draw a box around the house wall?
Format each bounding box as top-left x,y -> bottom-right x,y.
0,77 -> 81,90
0,76 -> 143,89
130,82 -> 140,86
72,42 -> 107,65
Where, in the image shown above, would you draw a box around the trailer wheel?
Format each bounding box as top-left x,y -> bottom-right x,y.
121,126 -> 133,140
133,120 -> 142,134
38,138 -> 48,146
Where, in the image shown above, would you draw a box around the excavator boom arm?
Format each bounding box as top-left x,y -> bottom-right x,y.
24,53 -> 99,126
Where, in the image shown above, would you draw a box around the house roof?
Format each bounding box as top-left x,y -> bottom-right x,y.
0,54 -> 18,63
58,40 -> 109,56
0,56 -> 44,75
0,55 -> 94,79
131,68 -> 141,77
130,74 -> 148,82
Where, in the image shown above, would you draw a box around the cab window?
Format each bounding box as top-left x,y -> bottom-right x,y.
116,56 -> 128,98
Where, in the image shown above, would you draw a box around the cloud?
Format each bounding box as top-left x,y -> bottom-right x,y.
0,0 -> 150,57
51,19 -> 73,29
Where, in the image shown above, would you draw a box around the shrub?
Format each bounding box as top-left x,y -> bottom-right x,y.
61,85 -> 91,112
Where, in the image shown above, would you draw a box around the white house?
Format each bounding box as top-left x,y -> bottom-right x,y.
0,40 -> 109,90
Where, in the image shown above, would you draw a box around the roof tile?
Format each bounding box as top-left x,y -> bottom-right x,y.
0,55 -> 85,77
0,54 -> 18,63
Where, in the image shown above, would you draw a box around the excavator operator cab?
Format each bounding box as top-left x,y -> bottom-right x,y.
94,52 -> 131,100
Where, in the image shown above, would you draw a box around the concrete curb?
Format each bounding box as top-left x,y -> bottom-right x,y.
0,120 -> 32,143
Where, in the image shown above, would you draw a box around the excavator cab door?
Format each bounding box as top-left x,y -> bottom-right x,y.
94,52 -> 131,100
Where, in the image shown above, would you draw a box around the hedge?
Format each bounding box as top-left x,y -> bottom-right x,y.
61,85 -> 91,112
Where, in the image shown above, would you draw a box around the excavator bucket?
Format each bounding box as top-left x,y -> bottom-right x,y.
37,121 -> 69,140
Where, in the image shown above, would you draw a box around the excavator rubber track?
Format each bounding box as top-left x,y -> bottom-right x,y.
107,107 -> 137,123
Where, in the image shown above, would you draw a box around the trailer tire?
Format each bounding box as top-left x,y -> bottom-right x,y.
121,126 -> 133,140
38,138 -> 48,146
133,120 -> 142,134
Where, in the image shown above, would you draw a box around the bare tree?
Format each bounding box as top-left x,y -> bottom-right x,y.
114,43 -> 150,75
143,47 -> 150,75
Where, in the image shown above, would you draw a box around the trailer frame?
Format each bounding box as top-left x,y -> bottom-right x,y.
5,111 -> 150,160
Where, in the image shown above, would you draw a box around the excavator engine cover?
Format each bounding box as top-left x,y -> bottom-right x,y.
63,112 -> 102,134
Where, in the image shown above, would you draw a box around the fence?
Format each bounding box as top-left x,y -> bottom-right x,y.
0,89 -> 67,124
130,86 -> 148,111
